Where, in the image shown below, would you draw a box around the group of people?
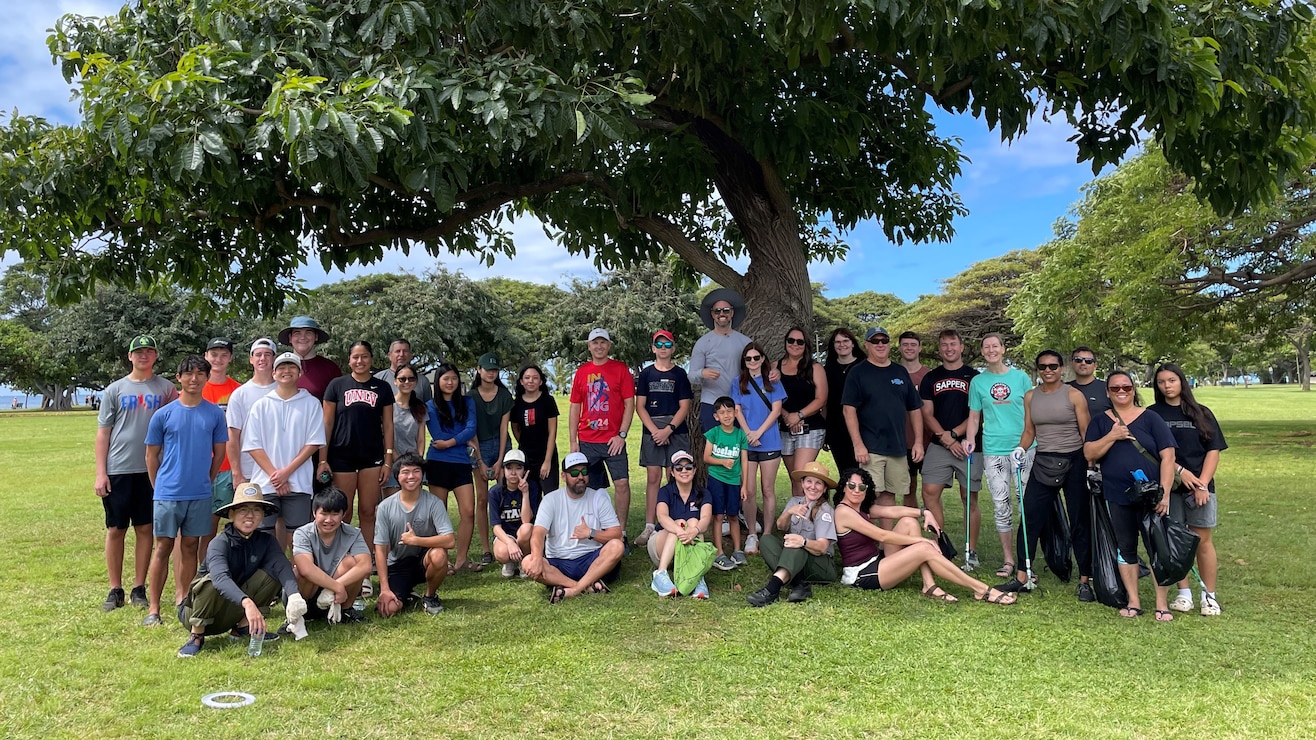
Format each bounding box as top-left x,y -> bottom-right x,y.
92,292 -> 1227,658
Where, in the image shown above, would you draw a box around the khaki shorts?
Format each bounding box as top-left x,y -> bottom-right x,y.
861,454 -> 910,494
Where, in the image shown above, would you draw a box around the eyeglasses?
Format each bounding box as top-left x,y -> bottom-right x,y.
1108,384 -> 1135,393
653,341 -> 674,349
867,337 -> 890,345
396,376 -> 417,383
785,337 -> 807,346
744,354 -> 763,362
565,467 -> 589,477
845,481 -> 869,491
1036,363 -> 1061,371
712,307 -> 734,315
672,464 -> 695,472
1072,357 -> 1096,364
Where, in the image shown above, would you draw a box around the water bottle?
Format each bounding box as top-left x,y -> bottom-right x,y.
247,630 -> 264,657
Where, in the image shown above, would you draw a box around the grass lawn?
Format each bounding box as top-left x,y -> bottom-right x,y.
0,385 -> 1313,738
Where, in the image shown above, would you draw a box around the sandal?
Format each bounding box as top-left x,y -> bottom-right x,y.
1200,592 -> 1221,616
974,587 -> 1016,605
1154,609 -> 1174,622
449,560 -> 483,575
589,581 -> 611,595
1119,606 -> 1144,619
548,586 -> 567,605
1168,593 -> 1193,612
995,562 -> 1016,578
921,585 -> 959,603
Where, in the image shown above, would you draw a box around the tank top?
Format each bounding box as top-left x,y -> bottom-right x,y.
778,359 -> 825,426
836,504 -> 882,567
1031,385 -> 1083,454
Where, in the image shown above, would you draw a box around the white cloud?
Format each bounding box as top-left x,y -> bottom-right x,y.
0,1 -> 121,123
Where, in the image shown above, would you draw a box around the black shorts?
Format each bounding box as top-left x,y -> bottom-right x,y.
425,460 -> 473,490
328,447 -> 385,473
385,553 -> 430,599
746,449 -> 781,463
907,449 -> 923,477
104,472 -> 153,529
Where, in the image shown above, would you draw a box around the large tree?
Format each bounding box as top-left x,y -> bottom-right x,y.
2,0 -> 1314,342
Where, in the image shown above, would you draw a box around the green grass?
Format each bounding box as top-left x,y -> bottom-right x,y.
1,386 -> 1314,738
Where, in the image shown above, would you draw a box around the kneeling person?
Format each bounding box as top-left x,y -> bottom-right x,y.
523,452 -> 624,602
177,483 -> 307,657
291,487 -> 373,623
489,449 -> 542,578
374,452 -> 455,617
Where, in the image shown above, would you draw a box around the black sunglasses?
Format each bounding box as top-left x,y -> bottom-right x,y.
396,375 -> 417,382
672,464 -> 696,472
744,354 -> 764,362
1036,363 -> 1061,371
711,307 -> 734,315
1072,357 -> 1096,364
867,337 -> 890,345
785,337 -> 807,346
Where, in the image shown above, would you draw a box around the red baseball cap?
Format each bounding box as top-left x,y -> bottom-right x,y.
652,329 -> 674,343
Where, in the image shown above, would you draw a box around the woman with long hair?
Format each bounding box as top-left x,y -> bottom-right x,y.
778,326 -> 828,498
1150,362 -> 1227,616
383,364 -> 427,496
729,341 -> 785,556
745,461 -> 838,606
823,328 -> 862,472
511,364 -> 560,493
471,353 -> 514,569
425,362 -> 480,573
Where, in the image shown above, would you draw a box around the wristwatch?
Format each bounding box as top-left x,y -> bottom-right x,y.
588,528 -> 597,540
617,431 -> 627,439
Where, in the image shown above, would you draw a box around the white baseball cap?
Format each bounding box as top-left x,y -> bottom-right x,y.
502,449 -> 527,466
587,328 -> 611,342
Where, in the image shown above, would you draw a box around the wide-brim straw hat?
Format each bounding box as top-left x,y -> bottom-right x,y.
789,460 -> 837,489
699,288 -> 746,330
216,482 -> 279,518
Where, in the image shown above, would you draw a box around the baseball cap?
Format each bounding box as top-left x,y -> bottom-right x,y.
502,449 -> 527,466
250,338 -> 277,354
670,450 -> 694,465
205,337 -> 235,352
865,327 -> 891,341
587,328 -> 611,342
273,352 -> 303,370
478,352 -> 501,370
128,335 -> 158,352
563,451 -> 589,469
652,329 -> 674,343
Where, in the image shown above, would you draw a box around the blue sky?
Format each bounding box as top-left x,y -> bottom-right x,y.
0,0 -> 1109,302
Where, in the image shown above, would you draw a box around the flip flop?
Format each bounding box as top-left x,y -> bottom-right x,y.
1119,607 -> 1144,619
589,581 -> 611,594
995,562 -> 1016,578
548,586 -> 567,605
974,587 -> 1016,606
921,585 -> 959,603
1154,609 -> 1174,622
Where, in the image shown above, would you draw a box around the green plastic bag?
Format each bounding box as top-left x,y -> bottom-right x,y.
673,540 -> 716,595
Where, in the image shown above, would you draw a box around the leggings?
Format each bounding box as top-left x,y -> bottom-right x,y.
1015,448 -> 1092,578
1105,500 -> 1151,566
983,450 -> 1033,532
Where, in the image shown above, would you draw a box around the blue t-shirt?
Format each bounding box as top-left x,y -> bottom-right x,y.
1085,411 -> 1178,505
635,364 -> 693,434
657,482 -> 710,525
488,479 -> 543,536
145,400 -> 228,501
425,396 -> 478,464
730,374 -> 787,452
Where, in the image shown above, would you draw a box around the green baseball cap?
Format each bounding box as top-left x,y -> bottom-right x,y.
128,335 -> 158,352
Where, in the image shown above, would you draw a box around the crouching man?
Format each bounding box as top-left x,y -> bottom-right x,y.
374,452 -> 455,617
291,486 -> 373,625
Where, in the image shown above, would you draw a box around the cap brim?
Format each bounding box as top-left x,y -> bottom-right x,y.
699,288 -> 746,330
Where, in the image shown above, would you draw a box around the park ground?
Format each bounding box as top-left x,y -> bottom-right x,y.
0,386 -> 1313,738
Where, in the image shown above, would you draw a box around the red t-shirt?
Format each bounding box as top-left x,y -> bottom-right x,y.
570,359 -> 635,444
297,355 -> 342,401
203,376 -> 243,472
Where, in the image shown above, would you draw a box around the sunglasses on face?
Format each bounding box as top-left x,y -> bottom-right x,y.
565,467 -> 589,477
654,340 -> 674,349
845,481 -> 869,491
1108,384 -> 1135,393
867,337 -> 890,345
1072,357 -> 1096,364
744,354 -> 763,362
672,464 -> 696,472
712,307 -> 734,315
396,376 -> 417,383
785,337 -> 807,346
1036,363 -> 1061,371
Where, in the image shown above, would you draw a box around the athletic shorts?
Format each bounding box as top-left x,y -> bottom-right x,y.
746,449 -> 782,463
921,444 -> 983,492
841,554 -> 885,590
104,472 -> 154,529
578,440 -> 629,489
548,548 -> 621,584
780,428 -> 826,456
153,498 -> 212,538
861,453 -> 910,494
210,470 -> 235,514
1169,488 -> 1218,529
328,446 -> 385,473
425,460 -> 473,490
639,417 -> 690,468
707,478 -> 742,517
907,449 -> 923,477
260,492 -> 312,530
385,553 -> 430,599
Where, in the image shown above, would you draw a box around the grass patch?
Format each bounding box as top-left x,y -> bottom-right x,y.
1,387 -> 1313,737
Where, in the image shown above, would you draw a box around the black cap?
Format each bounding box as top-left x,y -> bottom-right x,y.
206,338 -> 235,352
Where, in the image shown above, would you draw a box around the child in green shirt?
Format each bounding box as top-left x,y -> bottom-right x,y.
704,396 -> 749,570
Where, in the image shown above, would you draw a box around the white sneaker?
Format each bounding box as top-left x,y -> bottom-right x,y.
744,534 -> 760,555
634,524 -> 655,548
501,562 -> 517,578
1169,593 -> 1193,613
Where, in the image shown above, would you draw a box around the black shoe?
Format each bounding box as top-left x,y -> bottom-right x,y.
129,585 -> 149,609
423,594 -> 445,615
1077,582 -> 1095,602
341,608 -> 366,624
787,582 -> 812,603
102,587 -> 125,611
746,586 -> 779,608
995,578 -> 1032,594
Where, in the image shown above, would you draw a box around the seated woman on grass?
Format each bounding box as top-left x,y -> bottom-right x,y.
745,461 -> 839,607
646,450 -> 713,599
832,467 -> 1017,605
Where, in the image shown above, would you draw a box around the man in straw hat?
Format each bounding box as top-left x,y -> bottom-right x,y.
176,482 -> 307,657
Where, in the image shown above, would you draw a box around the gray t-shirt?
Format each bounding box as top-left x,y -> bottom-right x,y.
392,403 -> 423,457
225,379 -> 276,480
98,374 -> 178,475
374,492 -> 454,565
292,521 -> 369,576
689,329 -> 752,404
534,487 -> 620,560
783,496 -> 838,556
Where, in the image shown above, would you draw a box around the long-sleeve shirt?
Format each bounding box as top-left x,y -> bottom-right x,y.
425,396 -> 478,464
688,330 -> 752,404
205,524 -> 298,607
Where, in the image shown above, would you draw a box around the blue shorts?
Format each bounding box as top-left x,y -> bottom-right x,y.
478,437 -> 510,468
707,478 -> 742,517
547,549 -> 621,584
153,498 -> 212,538
210,470 -> 235,514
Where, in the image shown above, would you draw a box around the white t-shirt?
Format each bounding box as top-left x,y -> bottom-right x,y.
534,487 -> 619,560
242,389 -> 326,495
225,379 -> 277,480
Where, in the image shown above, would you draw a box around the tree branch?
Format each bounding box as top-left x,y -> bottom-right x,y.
630,213 -> 743,290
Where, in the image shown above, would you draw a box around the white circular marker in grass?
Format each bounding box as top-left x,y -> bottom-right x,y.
202,692 -> 256,709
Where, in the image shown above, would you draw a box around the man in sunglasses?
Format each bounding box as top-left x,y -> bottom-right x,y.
1066,346 -> 1112,418
690,288 -> 753,433
634,330 -> 693,548
523,452 -> 624,602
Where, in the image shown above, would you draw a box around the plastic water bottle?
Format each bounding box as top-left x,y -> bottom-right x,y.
247,631 -> 264,657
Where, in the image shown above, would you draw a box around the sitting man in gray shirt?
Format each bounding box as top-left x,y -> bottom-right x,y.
522,452 -> 624,603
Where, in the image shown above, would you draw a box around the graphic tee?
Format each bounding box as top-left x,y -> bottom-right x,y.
511,393 -> 559,471
704,425 -> 748,484
570,359 -> 635,444
488,479 -> 543,536
98,374 -> 179,475
323,375 -> 394,455
920,365 -> 980,447
636,364 -> 693,434
1148,402 -> 1228,491
968,367 -> 1033,455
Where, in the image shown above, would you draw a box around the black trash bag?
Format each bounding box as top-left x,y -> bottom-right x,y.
1140,512 -> 1201,587
1089,495 -> 1127,609
1043,495 -> 1073,583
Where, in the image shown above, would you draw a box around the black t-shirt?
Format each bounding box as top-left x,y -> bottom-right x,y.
635,364 -> 693,434
919,365 -> 980,447
840,361 -> 922,456
824,359 -> 860,431
1148,402 -> 1228,491
511,393 -> 559,468
1068,378 -> 1112,417
324,375 -> 394,453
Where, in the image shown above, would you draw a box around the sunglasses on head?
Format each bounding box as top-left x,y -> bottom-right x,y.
1108,384 -> 1135,393
845,481 -> 869,491
1072,357 -> 1096,364
712,307 -> 734,315
1036,363 -> 1061,371
744,354 -> 763,362
672,464 -> 696,472
654,340 -> 674,349
565,467 -> 589,477
867,336 -> 890,345
785,337 -> 807,346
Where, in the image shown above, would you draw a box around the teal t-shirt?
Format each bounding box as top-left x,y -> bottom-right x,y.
704,425 -> 748,485
968,368 -> 1034,455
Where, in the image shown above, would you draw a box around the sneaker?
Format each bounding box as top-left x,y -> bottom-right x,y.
480,551 -> 494,567
712,554 -> 736,571
693,578 -> 709,600
1077,582 -> 1095,603
341,608 -> 366,623
360,579 -> 374,598
1169,593 -> 1194,613
177,634 -> 205,658
634,524 -> 655,547
101,587 -> 125,612
228,626 -> 281,643
730,550 -> 748,566
1200,592 -> 1221,616
787,582 -> 813,603
129,585 -> 149,609
141,613 -> 163,627
746,585 -> 778,608
501,562 -> 518,578
744,534 -> 760,555
650,569 -> 677,598
423,594 -> 445,615
961,550 -> 980,572
995,578 -> 1032,594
